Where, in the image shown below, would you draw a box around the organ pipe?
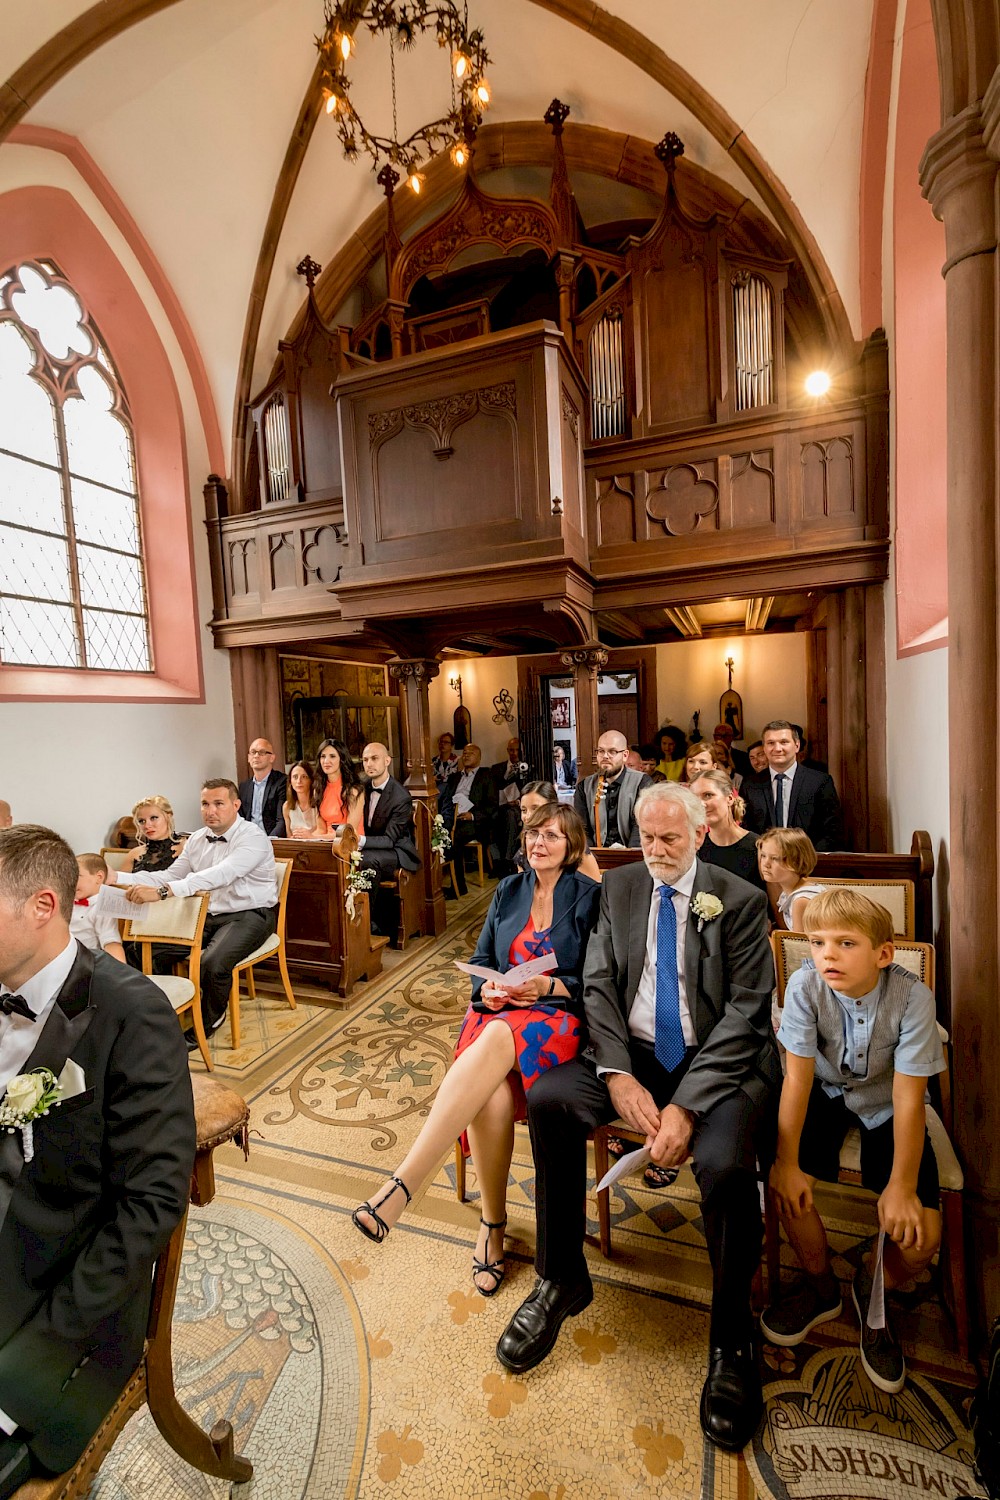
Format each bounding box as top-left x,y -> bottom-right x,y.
733,274 -> 774,411
589,309 -> 626,439
263,395 -> 291,505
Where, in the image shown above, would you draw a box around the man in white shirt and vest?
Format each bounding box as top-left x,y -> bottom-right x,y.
113,779 -> 277,1045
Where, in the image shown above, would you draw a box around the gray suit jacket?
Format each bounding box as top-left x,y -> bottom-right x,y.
581,858 -> 780,1116
574,768 -> 651,847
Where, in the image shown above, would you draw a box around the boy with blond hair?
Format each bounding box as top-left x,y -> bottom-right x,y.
72,854 -> 126,963
761,888 -> 944,1392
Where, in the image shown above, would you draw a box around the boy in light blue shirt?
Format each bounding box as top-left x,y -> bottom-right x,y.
760,888 -> 944,1393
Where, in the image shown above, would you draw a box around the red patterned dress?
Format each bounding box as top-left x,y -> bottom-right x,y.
454,916 -> 583,1140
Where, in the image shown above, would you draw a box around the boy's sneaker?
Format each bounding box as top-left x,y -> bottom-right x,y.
852,1265 -> 905,1394
760,1279 -> 843,1346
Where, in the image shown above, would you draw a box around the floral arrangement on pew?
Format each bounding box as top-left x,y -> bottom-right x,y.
345,849 -> 375,920
430,812 -> 452,857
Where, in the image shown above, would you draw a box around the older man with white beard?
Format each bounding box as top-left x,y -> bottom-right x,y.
496,782 -> 779,1452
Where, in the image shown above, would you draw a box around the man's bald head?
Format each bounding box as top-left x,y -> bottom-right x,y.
0,801 -> 11,830
596,731 -> 629,779
362,743 -> 392,781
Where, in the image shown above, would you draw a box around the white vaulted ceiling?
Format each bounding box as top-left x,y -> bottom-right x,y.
4,0 -> 876,463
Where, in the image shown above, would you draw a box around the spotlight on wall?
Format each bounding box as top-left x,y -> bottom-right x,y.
804,370 -> 831,398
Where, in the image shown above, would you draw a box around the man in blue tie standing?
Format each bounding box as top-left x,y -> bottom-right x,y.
497,783 -> 779,1452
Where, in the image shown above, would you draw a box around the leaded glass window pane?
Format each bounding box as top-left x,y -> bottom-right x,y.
0,261 -> 151,673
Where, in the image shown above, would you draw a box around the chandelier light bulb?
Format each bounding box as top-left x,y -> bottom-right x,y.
804,369 -> 831,397
325,91 -> 339,114
337,30 -> 353,60
475,79 -> 491,107
408,169 -> 425,194
453,50 -> 469,79
451,141 -> 468,167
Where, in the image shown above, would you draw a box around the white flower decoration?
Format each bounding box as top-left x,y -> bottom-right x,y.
0,1066 -> 63,1161
691,892 -> 724,932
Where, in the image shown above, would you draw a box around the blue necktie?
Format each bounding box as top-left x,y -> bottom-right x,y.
654,885 -> 686,1072
774,773 -> 785,827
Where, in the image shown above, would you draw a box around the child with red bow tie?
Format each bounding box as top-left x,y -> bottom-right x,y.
71,855 -> 125,963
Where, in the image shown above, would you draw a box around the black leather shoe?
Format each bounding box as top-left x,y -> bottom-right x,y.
496,1275 -> 593,1373
699,1344 -> 763,1452
0,1436 -> 32,1499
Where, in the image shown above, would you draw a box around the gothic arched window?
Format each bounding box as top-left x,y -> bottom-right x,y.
0,260 -> 151,672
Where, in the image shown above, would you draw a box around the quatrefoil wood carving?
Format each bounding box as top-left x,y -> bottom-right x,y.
645,464 -> 719,536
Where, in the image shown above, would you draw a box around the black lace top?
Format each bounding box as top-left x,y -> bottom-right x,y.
132,838 -> 182,873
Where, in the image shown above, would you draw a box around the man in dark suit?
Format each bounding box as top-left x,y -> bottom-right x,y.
237,737 -> 287,838
0,825 -> 194,1494
574,730 -> 651,847
437,744 -> 494,897
496,783 -> 779,1452
358,743 -> 420,934
741,720 -> 845,850
489,736 -> 534,874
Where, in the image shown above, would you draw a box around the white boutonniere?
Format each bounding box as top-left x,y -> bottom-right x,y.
0,1067 -> 63,1161
691,892 -> 724,933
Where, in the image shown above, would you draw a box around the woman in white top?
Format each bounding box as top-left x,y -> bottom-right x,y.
283,760 -> 328,839
756,826 -> 822,929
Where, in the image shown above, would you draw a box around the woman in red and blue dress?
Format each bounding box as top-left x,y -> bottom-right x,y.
353,802 -> 601,1296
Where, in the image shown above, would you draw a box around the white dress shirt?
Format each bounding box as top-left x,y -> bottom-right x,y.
770,761 -> 797,826
453,767 -> 478,815
0,937 -> 77,1092
627,859 -> 699,1049
359,775 -> 391,847
116,819 -> 276,913
70,898 -> 121,955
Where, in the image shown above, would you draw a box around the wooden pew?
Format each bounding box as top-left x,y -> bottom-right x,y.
271,828 -> 386,1000
592,831 -> 935,942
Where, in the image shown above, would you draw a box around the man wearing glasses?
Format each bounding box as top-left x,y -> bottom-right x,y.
237,739 -> 287,839
574,731 -> 651,849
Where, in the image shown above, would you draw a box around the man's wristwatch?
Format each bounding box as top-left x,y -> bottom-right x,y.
158,887 -> 170,900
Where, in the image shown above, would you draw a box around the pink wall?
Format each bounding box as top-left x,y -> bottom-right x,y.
893,0 -> 948,653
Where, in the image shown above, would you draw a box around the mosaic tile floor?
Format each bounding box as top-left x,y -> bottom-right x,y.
92,886 -> 986,1500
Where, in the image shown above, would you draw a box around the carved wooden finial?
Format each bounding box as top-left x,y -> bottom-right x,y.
296,255 -> 322,288
378,164 -> 402,273
654,132 -> 685,172
544,98 -> 570,134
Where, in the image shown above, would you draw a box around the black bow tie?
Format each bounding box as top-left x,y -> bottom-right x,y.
207,835 -> 228,844
1,993 -> 35,1022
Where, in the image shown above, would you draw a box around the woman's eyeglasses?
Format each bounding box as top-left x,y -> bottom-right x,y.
525,830 -> 567,846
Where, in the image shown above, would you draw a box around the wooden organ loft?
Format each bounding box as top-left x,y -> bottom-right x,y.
206,107 -> 890,852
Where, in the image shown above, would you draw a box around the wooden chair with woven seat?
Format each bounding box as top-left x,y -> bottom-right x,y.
99,848 -> 134,874
228,857 -> 296,1051
809,876 -> 916,938
769,929 -> 968,1360
12,1074 -> 253,1500
123,893 -> 212,1071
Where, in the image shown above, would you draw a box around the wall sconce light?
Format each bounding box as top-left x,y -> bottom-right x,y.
448,673 -> 462,695
804,369 -> 831,397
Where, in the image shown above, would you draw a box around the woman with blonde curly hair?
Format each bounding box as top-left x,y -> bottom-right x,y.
689,770 -> 764,889
117,795 -> 187,873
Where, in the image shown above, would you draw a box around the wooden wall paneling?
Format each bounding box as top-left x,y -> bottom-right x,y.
864,583 -> 888,851
229,646 -> 283,772
803,623 -> 829,768
840,585 -> 870,848
388,657 -> 447,937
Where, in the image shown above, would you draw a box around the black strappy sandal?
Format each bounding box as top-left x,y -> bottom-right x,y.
352,1174 -> 411,1244
472,1215 -> 507,1297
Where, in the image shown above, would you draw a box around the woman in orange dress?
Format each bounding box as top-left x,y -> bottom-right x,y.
311,739 -> 364,837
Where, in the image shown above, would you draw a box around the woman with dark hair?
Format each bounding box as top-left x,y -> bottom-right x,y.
352,802 -> 601,1296
656,726 -> 688,781
312,739 -> 364,837
283,760 -> 326,838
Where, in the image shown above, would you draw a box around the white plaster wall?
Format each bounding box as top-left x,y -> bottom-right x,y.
654,634 -> 809,747
879,0 -> 949,870
0,145 -> 235,852
427,656 -> 520,767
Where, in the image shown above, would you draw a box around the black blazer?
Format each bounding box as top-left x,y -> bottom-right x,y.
741,765 -> 845,851
0,944 -> 195,1471
467,868 -> 602,1015
363,776 -> 420,872
581,860 -> 780,1117
438,765 -> 495,839
237,769 -> 287,838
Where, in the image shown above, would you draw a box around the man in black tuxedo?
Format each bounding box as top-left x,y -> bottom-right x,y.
496,783 -> 779,1452
741,721 -> 845,850
437,744 -> 495,897
358,744 -> 420,934
237,737 -> 287,838
0,825 -> 194,1493
489,736 -> 534,874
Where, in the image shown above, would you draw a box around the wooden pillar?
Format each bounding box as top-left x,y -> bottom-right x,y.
559,642 -> 609,780
921,93 -> 1000,1334
821,587 -> 887,853
387,657 -> 446,936
229,647 -> 284,771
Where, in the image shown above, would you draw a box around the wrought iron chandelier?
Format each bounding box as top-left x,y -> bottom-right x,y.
317,1 -> 491,193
